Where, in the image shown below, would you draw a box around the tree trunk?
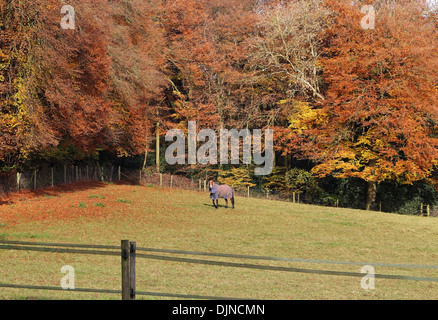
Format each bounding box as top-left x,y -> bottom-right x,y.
142,133 -> 149,170
156,121 -> 160,173
156,106 -> 160,173
142,149 -> 148,171
218,101 -> 224,171
365,180 -> 376,211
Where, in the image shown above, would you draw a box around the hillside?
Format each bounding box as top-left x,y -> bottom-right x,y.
0,182 -> 437,299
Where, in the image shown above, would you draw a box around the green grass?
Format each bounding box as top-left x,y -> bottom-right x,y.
117,199 -> 132,204
88,195 -> 106,199
0,183 -> 437,300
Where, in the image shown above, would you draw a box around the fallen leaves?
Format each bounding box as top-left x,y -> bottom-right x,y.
0,182 -> 139,228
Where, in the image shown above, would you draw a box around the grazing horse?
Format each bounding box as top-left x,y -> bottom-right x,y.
208,179 -> 235,209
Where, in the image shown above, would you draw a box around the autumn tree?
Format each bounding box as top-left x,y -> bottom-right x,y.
300,0 -> 438,210
158,0 -> 261,171
249,0 -> 332,167
250,0 -> 330,101
0,0 -> 168,174
39,0 -> 116,154
106,0 -> 167,164
0,0 -> 62,170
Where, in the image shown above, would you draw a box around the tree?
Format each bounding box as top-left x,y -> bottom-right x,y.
0,0 -> 168,174
249,0 -> 332,168
218,167 -> 255,192
106,0 -> 167,160
302,0 -> 438,210
250,0 -> 330,101
159,0 -> 260,130
0,0 -> 62,170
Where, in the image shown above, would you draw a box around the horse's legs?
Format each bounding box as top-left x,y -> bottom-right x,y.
231,196 -> 235,209
225,199 -> 228,208
212,200 -> 218,209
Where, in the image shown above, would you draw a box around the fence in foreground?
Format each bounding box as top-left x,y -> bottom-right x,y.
0,240 -> 437,300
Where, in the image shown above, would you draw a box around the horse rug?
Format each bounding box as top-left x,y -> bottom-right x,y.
210,184 -> 233,200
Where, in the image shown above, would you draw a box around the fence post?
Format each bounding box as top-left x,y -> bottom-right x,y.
51,167 -> 54,187
34,170 -> 37,190
121,240 -> 135,300
64,166 -> 67,185
130,241 -> 136,300
170,175 -> 173,188
160,174 -> 163,187
16,172 -> 21,192
118,166 -> 121,181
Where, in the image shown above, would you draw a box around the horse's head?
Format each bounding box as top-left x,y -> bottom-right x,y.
208,179 -> 215,192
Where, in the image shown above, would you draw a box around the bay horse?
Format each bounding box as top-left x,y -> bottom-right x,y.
208,178 -> 235,209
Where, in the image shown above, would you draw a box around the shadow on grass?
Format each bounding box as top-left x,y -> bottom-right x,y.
202,203 -> 234,209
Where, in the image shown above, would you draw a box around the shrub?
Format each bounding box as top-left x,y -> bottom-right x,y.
217,167 -> 255,192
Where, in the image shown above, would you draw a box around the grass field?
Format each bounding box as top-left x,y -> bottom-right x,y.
0,181 -> 437,300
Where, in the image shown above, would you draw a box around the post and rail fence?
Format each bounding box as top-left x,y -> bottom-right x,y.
0,240 -> 438,300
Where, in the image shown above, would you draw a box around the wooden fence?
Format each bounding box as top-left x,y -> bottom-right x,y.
0,240 -> 438,300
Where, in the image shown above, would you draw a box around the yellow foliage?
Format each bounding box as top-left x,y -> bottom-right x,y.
288,101 -> 322,134
217,167 -> 255,191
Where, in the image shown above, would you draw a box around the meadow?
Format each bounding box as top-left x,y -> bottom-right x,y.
0,182 -> 437,300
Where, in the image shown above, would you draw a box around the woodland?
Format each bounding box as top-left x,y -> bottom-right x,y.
1,0 -> 438,212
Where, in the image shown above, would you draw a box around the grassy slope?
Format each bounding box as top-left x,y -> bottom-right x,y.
0,182 -> 437,300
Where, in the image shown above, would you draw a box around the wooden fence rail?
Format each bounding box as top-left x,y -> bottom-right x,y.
1,240 -> 438,300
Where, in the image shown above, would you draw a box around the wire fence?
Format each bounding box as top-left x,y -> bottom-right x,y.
0,165 -> 284,202
1,165 -> 436,217
1,165 -> 123,194
0,240 -> 437,300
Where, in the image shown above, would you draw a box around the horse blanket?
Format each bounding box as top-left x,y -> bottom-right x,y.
210,184 -> 233,200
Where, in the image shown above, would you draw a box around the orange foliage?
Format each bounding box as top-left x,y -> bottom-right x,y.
301,0 -> 438,184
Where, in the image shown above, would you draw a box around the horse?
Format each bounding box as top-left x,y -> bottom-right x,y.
208,179 -> 235,209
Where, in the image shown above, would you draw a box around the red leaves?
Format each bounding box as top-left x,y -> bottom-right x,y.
0,182 -> 133,226
1,0 -> 438,200
301,0 -> 438,184
1,0 -> 168,160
